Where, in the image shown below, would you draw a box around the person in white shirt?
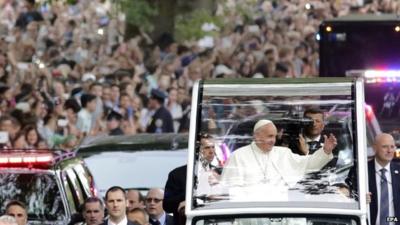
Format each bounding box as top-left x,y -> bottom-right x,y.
76,94 -> 97,136
220,119 -> 336,200
196,133 -> 221,196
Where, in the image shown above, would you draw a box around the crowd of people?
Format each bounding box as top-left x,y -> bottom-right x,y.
0,0 -> 399,149
0,186 -> 172,225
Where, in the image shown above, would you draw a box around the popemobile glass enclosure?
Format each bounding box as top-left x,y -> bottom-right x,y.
186,78 -> 369,225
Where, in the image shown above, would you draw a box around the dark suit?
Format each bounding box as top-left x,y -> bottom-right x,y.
146,106 -> 174,133
164,165 -> 187,225
368,160 -> 400,225
109,127 -> 124,136
149,214 -> 174,225
100,219 -> 138,225
289,135 -> 325,155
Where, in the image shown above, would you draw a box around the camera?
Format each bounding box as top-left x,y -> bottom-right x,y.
278,117 -> 314,145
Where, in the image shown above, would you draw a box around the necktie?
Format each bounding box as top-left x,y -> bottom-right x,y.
151,220 -> 161,225
380,168 -> 389,225
307,141 -> 320,153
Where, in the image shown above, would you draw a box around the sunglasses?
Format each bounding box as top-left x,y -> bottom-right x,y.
146,198 -> 163,203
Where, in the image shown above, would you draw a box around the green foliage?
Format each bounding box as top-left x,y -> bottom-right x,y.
66,0 -> 78,5
115,0 -> 158,33
175,9 -> 223,42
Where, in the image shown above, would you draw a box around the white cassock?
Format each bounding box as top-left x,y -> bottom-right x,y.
220,142 -> 333,201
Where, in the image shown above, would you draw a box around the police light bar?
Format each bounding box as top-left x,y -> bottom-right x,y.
0,151 -> 54,168
364,70 -> 400,83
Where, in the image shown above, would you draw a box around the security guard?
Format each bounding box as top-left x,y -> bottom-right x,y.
146,89 -> 174,133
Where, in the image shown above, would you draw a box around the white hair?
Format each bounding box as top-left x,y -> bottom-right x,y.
0,215 -> 18,225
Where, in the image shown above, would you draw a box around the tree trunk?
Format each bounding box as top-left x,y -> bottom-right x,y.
151,0 -> 178,40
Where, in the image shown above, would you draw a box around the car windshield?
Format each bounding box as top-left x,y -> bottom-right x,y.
84,149 -> 187,196
194,216 -> 358,225
0,170 -> 66,222
191,80 -> 361,210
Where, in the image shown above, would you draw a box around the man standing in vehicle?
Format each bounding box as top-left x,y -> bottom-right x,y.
163,133 -> 219,225
220,119 -> 336,199
296,108 -> 326,155
368,133 -> 400,225
101,186 -> 138,225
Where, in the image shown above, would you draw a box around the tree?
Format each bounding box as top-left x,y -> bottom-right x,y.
113,0 -> 217,41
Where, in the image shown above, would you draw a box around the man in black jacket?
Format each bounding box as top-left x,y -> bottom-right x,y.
145,188 -> 173,225
146,89 -> 173,133
163,133 -> 219,225
367,133 -> 400,225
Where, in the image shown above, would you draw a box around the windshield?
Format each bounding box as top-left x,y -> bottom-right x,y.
0,170 -> 66,222
194,216 -> 358,225
191,81 -> 360,209
84,150 -> 187,196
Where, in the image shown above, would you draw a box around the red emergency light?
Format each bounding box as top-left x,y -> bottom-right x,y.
365,104 -> 374,121
0,151 -> 54,169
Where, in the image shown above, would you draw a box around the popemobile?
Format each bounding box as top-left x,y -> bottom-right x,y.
185,78 -> 370,225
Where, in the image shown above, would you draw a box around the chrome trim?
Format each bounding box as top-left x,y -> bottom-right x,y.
186,81 -> 200,214
203,83 -> 353,96
355,78 -> 370,222
186,207 -> 364,217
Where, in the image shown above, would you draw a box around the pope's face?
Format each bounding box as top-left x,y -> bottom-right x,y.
254,123 -> 277,152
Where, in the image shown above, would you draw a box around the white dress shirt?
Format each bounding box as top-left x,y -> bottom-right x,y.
375,159 -> 394,225
108,216 -> 128,225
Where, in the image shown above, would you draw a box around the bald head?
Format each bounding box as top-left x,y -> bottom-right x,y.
145,188 -> 165,219
127,189 -> 145,210
253,121 -> 277,152
374,133 -> 396,166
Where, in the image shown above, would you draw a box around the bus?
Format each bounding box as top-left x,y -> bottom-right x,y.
186,78 -> 369,225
